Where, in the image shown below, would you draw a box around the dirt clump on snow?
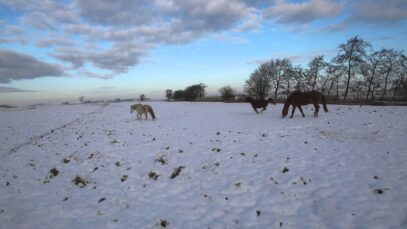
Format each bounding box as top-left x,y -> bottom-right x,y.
155,155 -> 168,165
49,168 -> 59,178
282,167 -> 289,173
158,219 -> 169,228
62,158 -> 70,163
170,166 -> 185,179
373,188 -> 387,194
121,175 -> 128,182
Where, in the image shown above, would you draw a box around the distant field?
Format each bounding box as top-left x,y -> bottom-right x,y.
1,102 -> 406,228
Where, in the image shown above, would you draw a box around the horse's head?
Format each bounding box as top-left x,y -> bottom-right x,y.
130,104 -> 137,113
282,107 -> 288,118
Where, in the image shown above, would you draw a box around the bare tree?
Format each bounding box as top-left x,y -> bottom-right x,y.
291,65 -> 307,91
270,58 -> 292,99
218,86 -> 235,101
392,54 -> 407,99
335,36 -> 370,100
165,89 -> 173,101
362,51 -> 381,100
324,63 -> 342,98
173,90 -> 184,100
139,94 -> 145,102
184,83 -> 206,101
283,67 -> 294,96
378,48 -> 400,99
308,55 -> 325,91
244,64 -> 272,99
351,80 -> 364,100
78,96 -> 85,104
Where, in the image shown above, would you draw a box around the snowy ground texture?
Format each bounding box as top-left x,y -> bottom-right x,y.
1,102 -> 407,229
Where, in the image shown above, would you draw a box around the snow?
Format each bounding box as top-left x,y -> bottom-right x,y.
0,104 -> 101,156
1,102 -> 406,229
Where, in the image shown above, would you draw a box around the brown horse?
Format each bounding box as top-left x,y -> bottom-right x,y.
282,91 -> 328,118
246,97 -> 276,114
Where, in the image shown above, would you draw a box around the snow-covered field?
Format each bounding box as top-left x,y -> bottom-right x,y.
1,102 -> 406,229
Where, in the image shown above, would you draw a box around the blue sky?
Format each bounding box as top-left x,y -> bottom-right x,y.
1,0 -> 406,105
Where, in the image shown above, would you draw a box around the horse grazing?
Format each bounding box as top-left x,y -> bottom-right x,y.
246,97 -> 276,114
130,103 -> 156,120
282,91 -> 328,118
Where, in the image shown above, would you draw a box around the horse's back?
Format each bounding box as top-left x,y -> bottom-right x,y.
289,91 -> 323,105
251,100 -> 268,108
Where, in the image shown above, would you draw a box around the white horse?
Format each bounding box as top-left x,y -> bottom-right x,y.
130,103 -> 156,120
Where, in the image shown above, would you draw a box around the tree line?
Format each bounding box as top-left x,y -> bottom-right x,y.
165,83 -> 207,101
165,36 -> 406,102
244,36 -> 407,101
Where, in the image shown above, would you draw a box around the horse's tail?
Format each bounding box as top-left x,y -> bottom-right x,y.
321,94 -> 328,113
148,107 -> 156,120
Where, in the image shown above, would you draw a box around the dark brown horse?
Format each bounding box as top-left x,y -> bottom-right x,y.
282,91 -> 328,118
246,97 -> 276,114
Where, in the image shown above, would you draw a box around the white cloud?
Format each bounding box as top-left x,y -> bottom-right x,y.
36,38 -> 76,48
21,12 -> 56,30
2,25 -> 25,34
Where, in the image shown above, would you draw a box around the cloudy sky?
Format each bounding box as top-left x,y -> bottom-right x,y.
1,0 -> 406,104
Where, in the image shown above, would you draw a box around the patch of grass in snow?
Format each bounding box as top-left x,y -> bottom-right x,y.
72,176 -> 89,188
155,155 -> 168,165
148,171 -> 160,180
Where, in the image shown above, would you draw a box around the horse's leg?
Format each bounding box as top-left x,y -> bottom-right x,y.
261,106 -> 267,112
252,106 -> 259,114
290,105 -> 296,118
298,106 -> 305,117
313,103 -> 320,117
